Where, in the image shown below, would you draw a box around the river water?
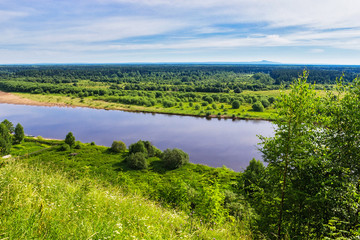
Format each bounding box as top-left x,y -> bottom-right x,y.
0,103 -> 274,171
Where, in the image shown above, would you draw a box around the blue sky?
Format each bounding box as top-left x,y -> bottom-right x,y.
1,0 -> 360,64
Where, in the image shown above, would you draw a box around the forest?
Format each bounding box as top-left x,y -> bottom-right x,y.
1,64 -> 359,120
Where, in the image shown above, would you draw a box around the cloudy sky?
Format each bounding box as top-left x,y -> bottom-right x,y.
1,0 -> 360,64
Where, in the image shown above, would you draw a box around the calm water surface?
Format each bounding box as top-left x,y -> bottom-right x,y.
0,103 -> 274,171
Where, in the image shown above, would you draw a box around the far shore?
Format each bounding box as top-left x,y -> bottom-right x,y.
0,91 -> 274,121
0,91 -> 71,108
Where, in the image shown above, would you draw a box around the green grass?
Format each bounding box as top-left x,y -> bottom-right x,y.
0,140 -> 252,239
0,160 -> 249,239
10,140 -> 53,156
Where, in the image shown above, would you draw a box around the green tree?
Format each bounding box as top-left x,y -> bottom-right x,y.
259,71 -> 322,238
231,100 -> 240,109
252,101 -> 264,112
0,123 -> 11,155
162,148 -> 189,170
110,140 -> 126,153
261,98 -> 270,108
65,132 -> 75,148
13,123 -> 24,144
1,119 -> 14,133
127,152 -> 148,170
242,158 -> 266,196
128,140 -> 147,156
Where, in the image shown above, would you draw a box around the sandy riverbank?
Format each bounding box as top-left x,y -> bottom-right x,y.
0,91 -> 69,107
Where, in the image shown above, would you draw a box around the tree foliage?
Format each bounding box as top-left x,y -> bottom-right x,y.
110,140 -> 126,153
1,119 -> 14,134
254,72 -> 360,239
252,101 -> 264,112
65,132 -> 75,148
13,123 -> 24,144
231,100 -> 240,109
0,123 -> 12,155
128,140 -> 148,156
162,148 -> 189,170
127,152 -> 148,170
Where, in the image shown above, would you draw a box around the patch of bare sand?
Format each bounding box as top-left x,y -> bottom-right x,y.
0,91 -> 71,107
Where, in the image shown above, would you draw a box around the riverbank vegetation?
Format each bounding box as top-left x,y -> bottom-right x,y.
0,64 -> 359,120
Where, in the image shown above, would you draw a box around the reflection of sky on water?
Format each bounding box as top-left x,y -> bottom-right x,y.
0,103 -> 274,171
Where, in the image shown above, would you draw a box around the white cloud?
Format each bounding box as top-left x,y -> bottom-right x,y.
0,10 -> 28,22
310,49 -> 325,53
0,16 -> 187,45
97,0 -> 360,30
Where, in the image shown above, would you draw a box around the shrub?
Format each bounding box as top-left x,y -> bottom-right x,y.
65,132 -> 75,148
162,148 -> 189,170
252,101 -> 264,112
268,96 -> 276,104
74,142 -> 82,149
127,152 -> 148,170
129,140 -> 148,156
232,100 -> 240,109
59,143 -> 70,151
152,146 -> 163,158
0,123 -> 12,155
14,123 -> 24,144
194,104 -> 200,110
111,140 -> 126,153
261,99 -> 270,108
203,96 -> 214,104
163,100 -> 175,108
220,97 -> 229,103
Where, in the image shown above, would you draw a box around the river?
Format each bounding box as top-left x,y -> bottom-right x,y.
0,103 -> 274,171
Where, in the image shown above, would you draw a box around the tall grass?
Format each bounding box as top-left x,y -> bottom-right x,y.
0,159 -> 250,239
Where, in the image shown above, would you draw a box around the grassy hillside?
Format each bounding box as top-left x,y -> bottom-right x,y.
0,139 -> 252,239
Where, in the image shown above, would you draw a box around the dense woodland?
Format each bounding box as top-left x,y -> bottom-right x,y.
1,66 -> 360,239
0,64 -> 359,120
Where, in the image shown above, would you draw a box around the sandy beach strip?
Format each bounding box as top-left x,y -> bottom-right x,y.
0,91 -> 68,107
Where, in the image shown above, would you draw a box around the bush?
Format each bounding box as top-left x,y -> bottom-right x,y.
252,101 -> 264,112
13,123 -> 24,144
261,99 -> 270,108
111,140 -> 127,153
268,96 -> 276,104
127,152 -> 148,170
74,143 -> 82,149
163,100 -> 175,108
220,97 -> 229,103
59,143 -> 70,151
162,148 -> 189,170
232,100 -> 240,109
65,132 -> 75,148
203,96 -> 214,104
129,140 -> 148,156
